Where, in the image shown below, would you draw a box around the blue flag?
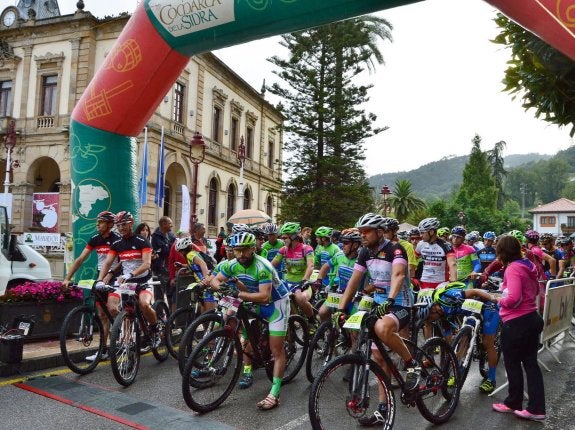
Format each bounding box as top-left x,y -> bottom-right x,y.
154,126 -> 165,208
138,127 -> 148,207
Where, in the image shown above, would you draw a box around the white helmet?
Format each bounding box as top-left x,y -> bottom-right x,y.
355,213 -> 384,229
231,223 -> 251,234
418,217 -> 440,233
175,237 -> 193,251
262,223 -> 278,235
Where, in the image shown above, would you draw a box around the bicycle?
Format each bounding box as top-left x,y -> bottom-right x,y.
181,285 -> 309,413
308,306 -> 461,429
109,281 -> 170,386
59,280 -> 116,374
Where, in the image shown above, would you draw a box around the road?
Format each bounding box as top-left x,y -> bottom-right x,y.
1,331 -> 574,430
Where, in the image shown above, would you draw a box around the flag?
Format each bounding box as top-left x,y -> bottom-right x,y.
138,127 -> 148,207
154,126 -> 165,208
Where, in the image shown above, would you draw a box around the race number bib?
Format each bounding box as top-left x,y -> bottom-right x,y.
219,295 -> 242,312
357,295 -> 374,311
461,298 -> 483,314
325,292 -> 343,309
343,311 -> 366,331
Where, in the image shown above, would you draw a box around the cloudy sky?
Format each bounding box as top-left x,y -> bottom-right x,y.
3,0 -> 572,175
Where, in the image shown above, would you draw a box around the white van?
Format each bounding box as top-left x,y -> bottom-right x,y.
0,205 -> 52,296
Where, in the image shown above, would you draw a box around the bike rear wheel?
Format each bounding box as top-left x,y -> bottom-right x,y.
182,329 -> 242,413
60,305 -> 104,375
451,325 -> 473,385
178,311 -> 224,375
165,305 -> 196,359
308,353 -> 395,430
281,314 -> 309,383
415,337 -> 461,425
110,311 -> 141,387
151,300 -> 170,362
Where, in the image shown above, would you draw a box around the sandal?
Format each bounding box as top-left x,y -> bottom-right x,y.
257,393 -> 280,410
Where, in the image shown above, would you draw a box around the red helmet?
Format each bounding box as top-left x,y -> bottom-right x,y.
115,211 -> 134,224
97,211 -> 115,223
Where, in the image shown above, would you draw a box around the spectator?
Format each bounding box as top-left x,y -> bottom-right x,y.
168,231 -> 192,310
492,235 -> 546,422
135,223 -> 152,240
151,216 -> 176,302
301,226 -> 312,245
192,222 -> 208,253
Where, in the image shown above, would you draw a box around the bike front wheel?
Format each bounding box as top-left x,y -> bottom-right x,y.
305,321 -> 350,383
110,311 -> 141,387
280,314 -> 309,383
182,328 -> 242,413
309,354 -> 395,430
165,305 -> 196,359
451,325 -> 474,385
60,305 -> 104,375
151,300 -> 170,362
178,311 -> 224,375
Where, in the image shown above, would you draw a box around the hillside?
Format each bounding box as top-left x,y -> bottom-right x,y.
369,153 -> 552,200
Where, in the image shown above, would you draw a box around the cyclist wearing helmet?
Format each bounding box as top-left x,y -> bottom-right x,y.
451,226 -> 481,287
430,281 -> 501,394
477,231 -> 497,279
525,229 -> 557,279
381,217 -> 418,279
557,237 -> 575,277
272,222 -> 316,326
211,232 -> 290,410
336,213 -> 417,426
175,236 -> 214,312
437,227 -> 451,240
260,223 -> 285,279
539,233 -> 563,279
314,226 -> 340,289
97,211 -> 161,348
250,226 -> 266,255
415,218 -> 457,289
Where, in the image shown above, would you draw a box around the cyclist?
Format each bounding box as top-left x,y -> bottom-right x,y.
63,211 -> 120,361
451,226 -> 481,287
271,222 -> 315,328
437,226 -> 451,241
540,233 -> 564,279
314,226 -> 341,290
97,211 -> 160,349
174,236 -> 214,312
336,213 -> 417,426
428,281 -> 501,393
260,223 -> 284,278
477,231 -> 497,272
415,218 -> 457,289
251,225 -> 266,256
525,229 -> 557,279
211,232 -> 290,410
381,217 -> 417,279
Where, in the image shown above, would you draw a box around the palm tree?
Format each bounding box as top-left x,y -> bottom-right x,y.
384,179 -> 426,222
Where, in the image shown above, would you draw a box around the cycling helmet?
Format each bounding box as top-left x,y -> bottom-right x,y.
415,290 -> 434,321
251,226 -> 265,238
315,226 -> 334,238
433,281 -> 467,308
525,229 -> 540,241
279,222 -> 301,235
451,226 -> 466,237
175,237 -> 193,251
97,211 -> 115,223
540,233 -> 555,243
230,232 -> 257,248
231,223 -> 251,234
418,217 -> 440,233
409,228 -> 421,237
381,217 -> 400,231
261,223 -> 279,235
437,227 -> 450,237
115,211 -> 134,224
508,230 -> 526,244
483,231 -> 496,240
331,230 -> 342,241
397,230 -> 409,240
355,213 -> 385,229
465,232 -> 478,242
340,228 -> 362,242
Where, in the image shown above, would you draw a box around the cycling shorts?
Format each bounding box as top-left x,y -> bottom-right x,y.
256,295 -> 290,337
203,289 -> 216,303
481,303 -> 500,336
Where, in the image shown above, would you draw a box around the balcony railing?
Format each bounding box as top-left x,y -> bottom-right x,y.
37,116 -> 55,128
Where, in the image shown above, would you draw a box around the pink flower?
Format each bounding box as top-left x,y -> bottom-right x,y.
0,281 -> 82,304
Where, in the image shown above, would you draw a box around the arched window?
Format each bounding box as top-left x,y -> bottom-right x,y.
243,187 -> 251,210
227,184 -> 236,219
266,195 -> 273,217
208,178 -> 218,227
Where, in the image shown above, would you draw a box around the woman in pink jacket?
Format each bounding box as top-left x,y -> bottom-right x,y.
492,235 -> 545,421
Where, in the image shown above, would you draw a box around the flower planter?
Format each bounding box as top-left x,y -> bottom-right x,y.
0,300 -> 81,340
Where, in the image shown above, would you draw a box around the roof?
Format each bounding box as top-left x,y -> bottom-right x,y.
399,222 -> 417,231
529,198 -> 575,213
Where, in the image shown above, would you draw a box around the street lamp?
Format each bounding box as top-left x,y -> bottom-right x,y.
237,136 -> 246,210
458,211 -> 466,228
188,131 -> 206,226
1,120 -> 17,216
380,184 -> 391,217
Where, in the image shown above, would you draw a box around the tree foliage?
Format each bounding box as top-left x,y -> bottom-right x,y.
384,179 -> 426,223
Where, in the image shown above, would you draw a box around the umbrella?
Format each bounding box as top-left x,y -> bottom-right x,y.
227,209 -> 272,226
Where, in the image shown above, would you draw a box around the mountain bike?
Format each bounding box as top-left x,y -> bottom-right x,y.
109,281 -> 170,386
181,287 -> 309,413
308,306 -> 461,429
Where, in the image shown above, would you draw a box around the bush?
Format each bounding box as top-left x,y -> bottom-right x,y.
0,281 -> 82,304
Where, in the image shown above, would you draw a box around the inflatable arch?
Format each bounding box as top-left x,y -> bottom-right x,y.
68,0 -> 575,263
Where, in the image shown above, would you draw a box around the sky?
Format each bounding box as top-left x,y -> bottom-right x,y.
3,0 -> 573,176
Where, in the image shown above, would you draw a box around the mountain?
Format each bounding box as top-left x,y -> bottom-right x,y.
368,153 -> 552,200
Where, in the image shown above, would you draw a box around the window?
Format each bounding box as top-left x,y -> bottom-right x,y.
172,82 -> 185,124
41,75 -> 58,116
163,184 -> 171,217
208,178 -> 218,226
540,216 -> 556,226
0,81 -> 12,117
243,187 -> 251,210
231,116 -> 239,151
212,106 -> 222,143
567,216 -> 575,228
246,126 -> 254,159
268,140 -> 274,168
266,196 -> 273,217
227,184 -> 236,219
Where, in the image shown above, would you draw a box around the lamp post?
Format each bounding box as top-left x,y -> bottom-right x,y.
188,131 -> 206,227
458,211 -> 466,228
237,136 -> 246,210
380,184 -> 391,217
1,120 -> 17,218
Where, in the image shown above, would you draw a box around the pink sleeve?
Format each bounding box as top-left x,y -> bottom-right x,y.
499,263 -> 523,309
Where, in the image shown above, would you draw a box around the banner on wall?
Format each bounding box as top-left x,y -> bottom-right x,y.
32,192 -> 59,233
180,184 -> 191,233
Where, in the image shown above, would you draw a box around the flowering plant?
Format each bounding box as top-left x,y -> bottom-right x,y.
0,281 -> 83,304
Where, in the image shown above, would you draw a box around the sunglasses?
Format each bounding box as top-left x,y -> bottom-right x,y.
341,240 -> 352,245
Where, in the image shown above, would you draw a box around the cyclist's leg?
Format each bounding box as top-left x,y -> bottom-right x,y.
480,306 -> 501,392
294,288 -> 314,319
139,289 -> 157,325
374,312 -> 412,363
317,302 -> 331,322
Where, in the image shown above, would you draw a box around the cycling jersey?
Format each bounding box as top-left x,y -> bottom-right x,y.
415,238 -> 454,287
261,239 -> 284,279
272,242 -> 314,283
327,251 -> 364,292
398,238 -> 418,272
453,243 -> 481,281
86,231 -> 121,270
314,243 -> 341,287
109,234 -> 152,282
354,239 -> 412,307
477,245 -> 497,271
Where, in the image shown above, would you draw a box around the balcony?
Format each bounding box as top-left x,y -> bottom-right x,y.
560,224 -> 575,235
37,116 -> 55,128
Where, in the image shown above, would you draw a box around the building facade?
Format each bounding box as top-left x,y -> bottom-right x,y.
0,2 -> 284,247
529,198 -> 575,237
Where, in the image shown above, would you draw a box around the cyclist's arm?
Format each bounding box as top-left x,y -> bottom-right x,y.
557,258 -> 566,279
543,253 -> 557,277
239,280 -> 272,304
97,252 -> 117,283
62,246 -> 92,286
191,254 -> 209,278
338,269 -> 363,311
463,288 -> 498,304
271,250 -> 283,268
388,262 -> 406,301
118,250 -> 151,282
303,253 -> 315,281
447,255 -> 457,282
316,262 -> 330,283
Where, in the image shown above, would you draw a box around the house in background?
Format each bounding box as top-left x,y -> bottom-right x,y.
529,198 -> 575,236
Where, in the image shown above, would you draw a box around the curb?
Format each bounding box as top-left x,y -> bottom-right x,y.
0,352 -> 66,377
